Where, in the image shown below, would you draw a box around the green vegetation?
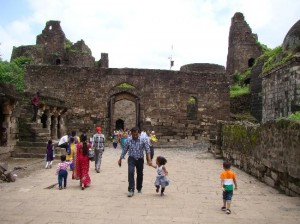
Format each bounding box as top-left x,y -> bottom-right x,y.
261,46 -> 293,74
256,40 -> 271,53
64,39 -> 73,50
187,96 -> 196,105
230,84 -> 250,97
233,68 -> 251,83
222,124 -> 260,152
116,82 -> 135,90
230,67 -> 251,98
288,112 -> 300,121
0,56 -> 31,92
229,44 -> 295,98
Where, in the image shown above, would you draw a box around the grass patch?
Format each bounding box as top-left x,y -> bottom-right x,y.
230,84 -> 250,98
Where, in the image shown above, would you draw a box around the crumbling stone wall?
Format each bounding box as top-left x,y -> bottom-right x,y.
226,12 -> 263,81
249,57 -> 265,122
24,65 -> 230,142
261,55 -> 300,123
0,84 -> 21,159
11,21 -> 95,67
219,120 -> 300,196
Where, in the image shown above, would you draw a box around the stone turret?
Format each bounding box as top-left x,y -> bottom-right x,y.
282,20 -> 300,53
100,53 -> 109,68
36,20 -> 66,65
226,12 -> 263,81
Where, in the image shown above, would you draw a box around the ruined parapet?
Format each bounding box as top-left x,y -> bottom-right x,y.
10,20 -> 97,67
10,45 -> 44,64
226,12 -> 263,81
99,53 -> 109,68
180,63 -> 225,73
67,40 -> 95,67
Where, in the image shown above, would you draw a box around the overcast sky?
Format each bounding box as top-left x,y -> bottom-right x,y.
0,0 -> 299,70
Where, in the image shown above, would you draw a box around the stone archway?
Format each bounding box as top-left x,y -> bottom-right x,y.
109,92 -> 140,133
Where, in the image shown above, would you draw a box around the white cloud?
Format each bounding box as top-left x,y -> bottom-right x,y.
1,0 -> 299,70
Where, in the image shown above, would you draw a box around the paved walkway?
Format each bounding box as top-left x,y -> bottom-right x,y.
0,147 -> 299,224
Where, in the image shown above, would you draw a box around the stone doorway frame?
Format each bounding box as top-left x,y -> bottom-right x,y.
108,92 -> 140,134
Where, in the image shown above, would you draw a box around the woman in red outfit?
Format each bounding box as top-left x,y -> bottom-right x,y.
75,134 -> 91,190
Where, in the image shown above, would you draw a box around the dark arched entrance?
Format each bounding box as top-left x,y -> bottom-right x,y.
116,119 -> 124,130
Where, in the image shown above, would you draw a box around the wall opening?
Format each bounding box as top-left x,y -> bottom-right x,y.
248,58 -> 255,67
56,58 -> 61,65
41,111 -> 47,128
187,96 -> 197,120
109,91 -> 139,133
116,119 -> 124,130
0,108 -> 7,146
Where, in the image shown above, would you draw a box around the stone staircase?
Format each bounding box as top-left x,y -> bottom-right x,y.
12,97 -> 52,158
12,121 -> 50,158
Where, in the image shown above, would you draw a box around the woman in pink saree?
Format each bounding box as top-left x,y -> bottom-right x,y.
75,134 -> 91,190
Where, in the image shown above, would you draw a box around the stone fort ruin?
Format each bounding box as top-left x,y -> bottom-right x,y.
0,12 -> 299,161
8,20 -> 230,157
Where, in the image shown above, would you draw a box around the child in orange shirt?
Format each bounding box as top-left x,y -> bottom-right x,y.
220,161 -> 238,214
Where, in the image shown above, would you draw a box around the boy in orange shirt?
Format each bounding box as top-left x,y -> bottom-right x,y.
220,161 -> 238,214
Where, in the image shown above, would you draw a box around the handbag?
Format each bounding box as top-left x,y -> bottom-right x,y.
89,149 -> 95,161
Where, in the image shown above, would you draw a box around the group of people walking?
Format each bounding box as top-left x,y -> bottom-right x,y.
45,125 -> 238,214
45,127 -> 106,190
46,126 -> 169,196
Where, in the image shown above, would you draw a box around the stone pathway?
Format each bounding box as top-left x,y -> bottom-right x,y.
0,147 -> 299,224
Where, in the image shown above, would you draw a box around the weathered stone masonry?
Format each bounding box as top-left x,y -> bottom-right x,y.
24,65 -> 230,143
261,55 -> 300,123
219,120 -> 300,196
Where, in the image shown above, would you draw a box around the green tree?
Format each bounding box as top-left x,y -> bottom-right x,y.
0,56 -> 31,92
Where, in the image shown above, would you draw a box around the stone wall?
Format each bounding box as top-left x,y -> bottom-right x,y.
226,12 -> 263,82
219,120 -> 300,196
24,65 -> 230,142
249,56 -> 266,122
261,55 -> 300,123
11,21 -> 95,67
0,84 -> 21,159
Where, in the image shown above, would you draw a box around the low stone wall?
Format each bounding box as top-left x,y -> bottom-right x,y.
219,120 -> 300,196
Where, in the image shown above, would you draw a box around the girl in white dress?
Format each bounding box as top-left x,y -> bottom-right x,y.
150,156 -> 169,196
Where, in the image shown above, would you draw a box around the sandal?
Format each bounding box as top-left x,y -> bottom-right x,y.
226,209 -> 231,214
221,206 -> 226,211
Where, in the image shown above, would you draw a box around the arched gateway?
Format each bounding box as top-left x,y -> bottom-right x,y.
109,91 -> 140,133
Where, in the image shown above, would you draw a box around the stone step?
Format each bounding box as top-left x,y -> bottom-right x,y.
11,152 -> 45,159
15,146 -> 47,154
19,131 -> 48,137
19,126 -> 47,133
12,149 -> 63,159
19,136 -> 50,142
17,141 -> 48,147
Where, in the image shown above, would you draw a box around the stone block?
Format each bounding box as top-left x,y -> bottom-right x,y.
288,166 -> 300,179
262,159 -> 272,168
271,171 -> 278,180
257,164 -> 267,173
264,176 -> 275,187
289,182 -> 300,195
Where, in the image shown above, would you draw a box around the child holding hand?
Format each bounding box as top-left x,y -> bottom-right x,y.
150,156 -> 169,196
